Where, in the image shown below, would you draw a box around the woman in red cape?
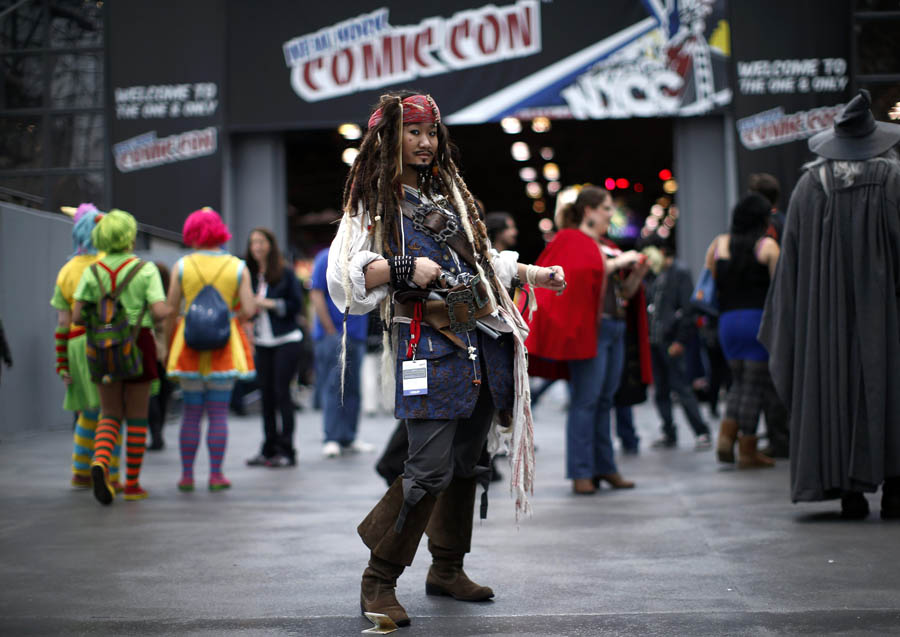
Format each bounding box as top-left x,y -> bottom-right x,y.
526,186 -> 650,494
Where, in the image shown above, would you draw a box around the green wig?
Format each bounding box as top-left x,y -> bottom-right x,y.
92,208 -> 137,253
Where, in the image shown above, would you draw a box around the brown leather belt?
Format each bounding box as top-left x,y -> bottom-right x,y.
394,283 -> 495,350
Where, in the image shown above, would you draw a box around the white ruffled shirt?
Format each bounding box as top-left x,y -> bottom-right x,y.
325,207 -> 519,315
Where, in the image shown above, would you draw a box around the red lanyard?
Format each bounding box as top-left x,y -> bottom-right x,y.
407,302 -> 422,358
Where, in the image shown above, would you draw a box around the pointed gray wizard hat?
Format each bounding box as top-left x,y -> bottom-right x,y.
809,89 -> 900,160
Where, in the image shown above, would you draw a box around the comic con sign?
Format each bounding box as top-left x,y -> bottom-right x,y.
227,1 -> 731,130
282,4 -> 541,102
729,0 -> 851,199
106,0 -> 226,235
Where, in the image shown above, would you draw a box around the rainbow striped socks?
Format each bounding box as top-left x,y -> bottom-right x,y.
90,416 -> 120,505
72,410 -> 98,487
178,391 -> 204,488
123,418 -> 148,500
206,389 -> 230,489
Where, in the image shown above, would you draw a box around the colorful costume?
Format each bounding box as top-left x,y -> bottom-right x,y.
74,246 -> 166,501
167,248 -> 255,491
167,251 -> 254,382
51,205 -> 122,489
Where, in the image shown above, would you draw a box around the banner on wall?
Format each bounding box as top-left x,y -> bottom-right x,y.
729,0 -> 851,206
107,0 -> 226,235
228,0 -> 732,130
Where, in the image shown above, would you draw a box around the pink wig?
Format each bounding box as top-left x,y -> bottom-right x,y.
182,207 -> 232,247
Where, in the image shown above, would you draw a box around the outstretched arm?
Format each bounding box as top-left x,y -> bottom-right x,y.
515,263 -> 566,290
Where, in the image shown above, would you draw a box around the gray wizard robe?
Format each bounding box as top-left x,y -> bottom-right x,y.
759,158 -> 900,502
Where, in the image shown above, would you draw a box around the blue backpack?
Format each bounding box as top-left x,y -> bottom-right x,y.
183,256 -> 232,351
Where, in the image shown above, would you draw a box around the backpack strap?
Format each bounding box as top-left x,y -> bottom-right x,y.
188,254 -> 232,288
90,264 -> 108,298
112,260 -> 148,300
208,256 -> 233,286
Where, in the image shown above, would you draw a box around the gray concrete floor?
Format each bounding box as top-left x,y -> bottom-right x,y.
1,387 -> 899,636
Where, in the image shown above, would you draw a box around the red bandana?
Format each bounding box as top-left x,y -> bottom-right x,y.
367,94 -> 441,129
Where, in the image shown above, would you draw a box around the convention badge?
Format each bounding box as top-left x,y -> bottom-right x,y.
402,359 -> 428,396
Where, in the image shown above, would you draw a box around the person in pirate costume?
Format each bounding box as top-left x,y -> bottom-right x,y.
327,91 -> 565,626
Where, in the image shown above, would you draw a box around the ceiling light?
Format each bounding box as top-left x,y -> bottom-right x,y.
519,167 -> 537,181
338,123 -> 361,140
341,147 -> 359,165
501,117 -> 522,134
511,142 -> 530,161
542,163 -> 560,181
531,117 -> 551,133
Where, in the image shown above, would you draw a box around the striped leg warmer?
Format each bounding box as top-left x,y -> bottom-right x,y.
179,391 -> 205,480
125,418 -> 148,489
72,410 -> 99,481
205,389 -> 230,479
92,416 -> 121,468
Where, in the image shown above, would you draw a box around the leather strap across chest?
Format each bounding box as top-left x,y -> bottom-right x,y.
399,191 -> 480,272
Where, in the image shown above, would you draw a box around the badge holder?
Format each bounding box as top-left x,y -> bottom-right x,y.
402,302 -> 428,397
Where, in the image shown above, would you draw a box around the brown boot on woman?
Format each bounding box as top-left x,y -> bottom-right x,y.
572,478 -> 596,494
737,434 -> 775,469
716,418 -> 738,463
595,473 -> 636,489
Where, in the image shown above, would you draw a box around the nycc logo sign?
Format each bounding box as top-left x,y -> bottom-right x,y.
282,2 -> 541,102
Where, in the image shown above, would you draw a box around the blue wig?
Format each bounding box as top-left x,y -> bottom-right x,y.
71,205 -> 104,256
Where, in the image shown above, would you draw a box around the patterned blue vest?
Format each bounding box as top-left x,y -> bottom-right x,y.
388,188 -> 514,420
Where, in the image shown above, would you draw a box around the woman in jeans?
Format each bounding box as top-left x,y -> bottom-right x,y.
705,193 -> 784,468
527,186 -> 649,494
243,228 -> 305,467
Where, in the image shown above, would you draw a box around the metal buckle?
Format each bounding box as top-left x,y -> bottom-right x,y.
446,288 -> 476,332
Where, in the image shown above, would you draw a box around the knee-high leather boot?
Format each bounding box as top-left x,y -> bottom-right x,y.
424,476 -> 494,601
358,478 -> 437,626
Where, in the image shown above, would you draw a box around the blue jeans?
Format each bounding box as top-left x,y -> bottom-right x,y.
566,319 -> 626,479
615,406 -> 640,451
315,334 -> 366,445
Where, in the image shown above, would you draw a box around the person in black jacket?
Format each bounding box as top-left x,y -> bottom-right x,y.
244,228 -> 305,467
646,244 -> 711,449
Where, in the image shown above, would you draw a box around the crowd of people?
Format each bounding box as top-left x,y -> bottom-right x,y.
51,205 -> 374,504
47,88 -> 900,628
